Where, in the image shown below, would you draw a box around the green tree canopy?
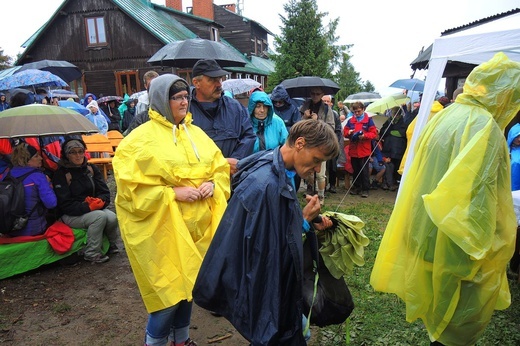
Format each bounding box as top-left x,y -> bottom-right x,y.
0,48 -> 12,71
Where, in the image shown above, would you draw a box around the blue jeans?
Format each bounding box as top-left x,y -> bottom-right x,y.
145,300 -> 192,346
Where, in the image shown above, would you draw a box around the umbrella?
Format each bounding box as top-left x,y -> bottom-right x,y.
222,78 -> 261,95
58,100 -> 89,115
280,76 -> 340,98
130,90 -> 147,100
344,92 -> 381,103
389,78 -> 425,92
97,95 -> 123,104
369,114 -> 389,129
16,60 -> 82,83
0,69 -> 68,91
366,93 -> 410,114
50,89 -> 79,100
148,38 -> 248,68
0,104 -> 98,138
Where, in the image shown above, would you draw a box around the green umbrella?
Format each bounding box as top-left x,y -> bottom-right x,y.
0,104 -> 99,138
366,93 -> 410,114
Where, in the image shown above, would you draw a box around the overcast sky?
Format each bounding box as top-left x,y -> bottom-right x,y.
1,0 -> 518,95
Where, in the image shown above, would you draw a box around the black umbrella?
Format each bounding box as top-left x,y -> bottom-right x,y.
280,76 -> 340,98
16,60 -> 82,83
148,38 -> 247,68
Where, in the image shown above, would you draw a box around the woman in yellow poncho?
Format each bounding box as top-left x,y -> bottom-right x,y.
112,74 -> 230,346
371,52 -> 520,346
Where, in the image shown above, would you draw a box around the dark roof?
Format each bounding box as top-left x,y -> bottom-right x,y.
411,8 -> 520,70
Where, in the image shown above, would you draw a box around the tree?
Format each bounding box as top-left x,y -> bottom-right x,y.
334,52 -> 361,103
267,0 -> 344,90
0,48 -> 13,71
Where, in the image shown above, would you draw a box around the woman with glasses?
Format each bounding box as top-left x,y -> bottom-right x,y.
112,74 -> 230,346
52,139 -> 120,263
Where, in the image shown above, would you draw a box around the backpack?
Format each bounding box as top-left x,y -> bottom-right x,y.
0,169 -> 39,234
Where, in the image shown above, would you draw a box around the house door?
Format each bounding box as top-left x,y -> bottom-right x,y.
115,71 -> 139,96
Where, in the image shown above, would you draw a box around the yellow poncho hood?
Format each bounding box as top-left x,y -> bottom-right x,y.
371,52 -> 520,345
113,74 -> 230,313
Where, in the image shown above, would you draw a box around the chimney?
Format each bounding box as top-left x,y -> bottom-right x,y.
221,4 -> 236,13
192,0 -> 214,21
165,0 -> 182,11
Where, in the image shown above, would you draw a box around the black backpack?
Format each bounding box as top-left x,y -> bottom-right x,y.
0,169 -> 39,234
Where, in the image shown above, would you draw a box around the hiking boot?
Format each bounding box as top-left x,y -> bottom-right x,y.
328,186 -> 337,193
108,244 -> 120,254
370,181 -> 380,190
84,254 -> 109,264
361,191 -> 369,198
382,183 -> 389,190
350,189 -> 360,195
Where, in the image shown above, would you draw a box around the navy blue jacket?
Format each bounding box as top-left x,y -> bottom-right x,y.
193,147 -> 306,345
190,91 -> 256,159
270,85 -> 301,131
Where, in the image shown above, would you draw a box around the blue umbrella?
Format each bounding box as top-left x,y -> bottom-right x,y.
58,100 -> 89,115
0,69 -> 67,91
389,78 -> 425,92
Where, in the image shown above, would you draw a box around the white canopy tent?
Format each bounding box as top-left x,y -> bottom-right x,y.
402,12 -> 520,185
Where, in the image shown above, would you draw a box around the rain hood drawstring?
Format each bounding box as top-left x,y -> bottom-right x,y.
172,122 -> 200,162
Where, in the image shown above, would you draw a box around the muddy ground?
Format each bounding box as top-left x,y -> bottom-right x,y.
0,176 -> 396,345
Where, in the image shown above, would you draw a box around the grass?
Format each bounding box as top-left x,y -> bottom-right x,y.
311,201 -> 520,346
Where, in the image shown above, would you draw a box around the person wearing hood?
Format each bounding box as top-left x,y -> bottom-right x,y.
370,52 -> 520,345
270,84 -> 301,132
0,92 -> 9,111
248,90 -> 288,153
85,100 -> 109,135
5,143 -> 57,237
122,99 -> 136,133
193,119 -> 338,345
101,99 -> 122,132
52,139 -> 120,263
507,122 -> 520,278
112,74 -> 230,346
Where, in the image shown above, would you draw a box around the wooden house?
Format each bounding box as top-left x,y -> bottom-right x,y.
16,0 -> 274,99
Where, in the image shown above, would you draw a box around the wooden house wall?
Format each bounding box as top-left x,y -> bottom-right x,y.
19,0 -> 166,97
213,6 -> 253,56
164,12 -> 213,40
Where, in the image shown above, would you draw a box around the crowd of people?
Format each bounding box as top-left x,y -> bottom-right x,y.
0,54 -> 519,346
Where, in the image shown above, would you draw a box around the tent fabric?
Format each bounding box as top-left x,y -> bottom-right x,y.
403,13 -> 520,181
0,229 -> 109,280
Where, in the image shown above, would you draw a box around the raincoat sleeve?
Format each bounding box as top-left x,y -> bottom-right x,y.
231,105 -> 256,159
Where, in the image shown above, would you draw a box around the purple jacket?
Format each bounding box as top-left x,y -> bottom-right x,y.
9,167 -> 57,236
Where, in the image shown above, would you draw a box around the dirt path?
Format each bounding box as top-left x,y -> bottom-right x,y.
0,177 -> 396,345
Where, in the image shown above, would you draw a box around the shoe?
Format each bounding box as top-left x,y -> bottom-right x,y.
369,181 -> 380,190
350,189 -> 360,195
361,191 -> 369,198
328,186 -> 337,193
210,311 -> 222,317
84,254 -> 109,263
389,185 -> 398,191
318,195 -> 324,206
108,244 -> 120,254
382,183 -> 389,190
185,339 -> 198,346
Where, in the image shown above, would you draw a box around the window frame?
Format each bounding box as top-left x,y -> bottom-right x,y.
85,16 -> 108,47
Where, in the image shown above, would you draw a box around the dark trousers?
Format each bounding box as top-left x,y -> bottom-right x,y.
327,156 -> 338,188
351,156 -> 370,192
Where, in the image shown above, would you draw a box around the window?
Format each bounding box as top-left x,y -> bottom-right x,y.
245,74 -> 251,79
115,71 -> 139,96
211,27 -> 219,41
85,17 -> 107,47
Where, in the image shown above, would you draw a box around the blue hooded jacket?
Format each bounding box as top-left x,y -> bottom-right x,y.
248,91 -> 288,153
507,123 -> 520,190
270,84 -> 301,131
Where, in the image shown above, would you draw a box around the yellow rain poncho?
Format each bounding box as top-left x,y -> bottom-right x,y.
371,52 -> 520,345
113,76 -> 230,313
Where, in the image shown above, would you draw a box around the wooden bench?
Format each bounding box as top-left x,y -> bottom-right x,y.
82,134 -> 114,181
107,130 -> 124,154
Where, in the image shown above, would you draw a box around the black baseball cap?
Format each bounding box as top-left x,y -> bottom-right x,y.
192,59 -> 228,78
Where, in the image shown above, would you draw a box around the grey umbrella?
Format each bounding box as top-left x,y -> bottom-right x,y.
148,38 -> 248,68
344,92 -> 381,103
17,60 -> 82,83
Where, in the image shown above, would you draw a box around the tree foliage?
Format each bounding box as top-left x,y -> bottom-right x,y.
0,48 -> 12,71
267,0 -> 374,101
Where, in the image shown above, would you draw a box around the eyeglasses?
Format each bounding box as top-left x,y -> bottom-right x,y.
170,94 -> 191,102
68,149 -> 85,155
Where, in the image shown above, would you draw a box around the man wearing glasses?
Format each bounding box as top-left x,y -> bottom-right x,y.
190,59 -> 256,175
300,87 -> 335,205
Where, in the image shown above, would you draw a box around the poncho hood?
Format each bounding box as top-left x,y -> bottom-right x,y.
148,74 -> 190,125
